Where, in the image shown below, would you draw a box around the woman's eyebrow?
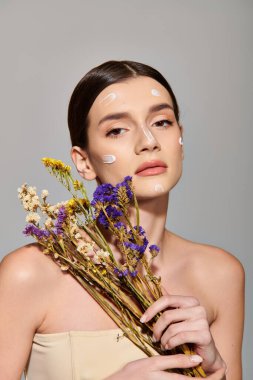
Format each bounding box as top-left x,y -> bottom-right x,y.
149,103 -> 174,113
98,103 -> 174,127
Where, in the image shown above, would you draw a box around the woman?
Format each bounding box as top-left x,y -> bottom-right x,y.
0,60 -> 244,379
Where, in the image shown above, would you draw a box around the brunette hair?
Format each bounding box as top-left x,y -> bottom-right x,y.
68,60 -> 180,150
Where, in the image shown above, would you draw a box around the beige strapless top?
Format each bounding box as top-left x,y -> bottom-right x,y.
24,328 -> 155,380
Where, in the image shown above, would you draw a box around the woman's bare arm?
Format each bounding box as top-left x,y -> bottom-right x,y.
208,249 -> 245,380
0,245 -> 50,380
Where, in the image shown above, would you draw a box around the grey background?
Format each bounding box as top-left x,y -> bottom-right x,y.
0,0 -> 252,378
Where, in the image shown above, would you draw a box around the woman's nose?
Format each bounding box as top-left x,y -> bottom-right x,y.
135,125 -> 161,154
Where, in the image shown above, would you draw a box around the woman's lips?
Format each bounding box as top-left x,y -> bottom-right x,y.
136,166 -> 167,176
135,160 -> 167,176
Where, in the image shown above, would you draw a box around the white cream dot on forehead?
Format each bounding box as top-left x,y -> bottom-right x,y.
151,89 -> 161,97
99,92 -> 117,105
102,154 -> 116,164
154,183 -> 164,193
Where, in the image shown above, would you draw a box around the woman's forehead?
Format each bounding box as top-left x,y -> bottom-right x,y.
89,76 -> 173,116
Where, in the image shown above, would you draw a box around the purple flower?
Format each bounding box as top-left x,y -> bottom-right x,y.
114,221 -> 126,231
115,176 -> 133,202
113,267 -> 129,278
113,267 -> 123,277
57,206 -> 67,224
133,225 -> 146,236
23,224 -> 50,239
123,236 -> 148,255
97,210 -> 110,229
91,183 -> 118,206
149,244 -> 160,253
130,270 -> 138,277
54,205 -> 67,235
106,205 -> 123,219
97,205 -> 123,229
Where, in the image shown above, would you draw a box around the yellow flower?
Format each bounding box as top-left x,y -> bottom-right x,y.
41,158 -> 71,173
73,180 -> 82,191
66,198 -> 89,215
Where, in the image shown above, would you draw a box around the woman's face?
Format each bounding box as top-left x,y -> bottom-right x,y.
73,76 -> 184,200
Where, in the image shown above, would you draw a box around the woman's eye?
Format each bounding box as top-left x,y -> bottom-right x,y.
153,119 -> 173,128
106,128 -> 126,138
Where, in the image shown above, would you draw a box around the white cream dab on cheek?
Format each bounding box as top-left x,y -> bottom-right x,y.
154,184 -> 164,193
99,92 -> 117,105
151,89 -> 161,97
102,154 -> 116,164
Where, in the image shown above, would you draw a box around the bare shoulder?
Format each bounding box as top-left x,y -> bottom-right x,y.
168,230 -> 244,281
0,244 -> 64,376
165,230 -> 245,327
188,239 -> 244,283
0,243 -> 62,289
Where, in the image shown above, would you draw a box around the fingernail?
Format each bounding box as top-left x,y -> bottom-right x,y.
140,315 -> 147,323
189,355 -> 203,363
151,335 -> 157,343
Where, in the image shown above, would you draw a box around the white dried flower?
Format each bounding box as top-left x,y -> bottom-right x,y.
41,189 -> 49,199
96,249 -> 110,258
48,205 -> 57,213
93,254 -> 101,264
70,223 -> 79,235
31,198 -> 40,210
76,241 -> 86,253
76,241 -> 95,256
23,202 -> 30,211
17,183 -> 27,195
85,242 -> 95,255
24,194 -> 31,202
45,217 -> 53,228
26,212 -> 41,224
28,186 -> 37,196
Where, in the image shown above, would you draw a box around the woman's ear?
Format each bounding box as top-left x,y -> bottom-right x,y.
71,146 -> 97,181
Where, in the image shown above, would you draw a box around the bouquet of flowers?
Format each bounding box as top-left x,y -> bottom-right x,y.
18,158 -> 206,377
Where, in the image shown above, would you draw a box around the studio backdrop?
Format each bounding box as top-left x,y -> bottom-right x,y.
0,1 -> 252,378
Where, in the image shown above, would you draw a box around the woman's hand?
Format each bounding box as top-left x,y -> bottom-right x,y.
140,294 -> 227,376
104,354 -> 226,380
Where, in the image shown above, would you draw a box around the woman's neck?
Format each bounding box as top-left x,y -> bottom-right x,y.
130,192 -> 170,262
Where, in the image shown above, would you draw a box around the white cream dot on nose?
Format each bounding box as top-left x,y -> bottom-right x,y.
141,126 -> 155,142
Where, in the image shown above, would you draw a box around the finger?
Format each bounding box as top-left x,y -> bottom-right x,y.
163,330 -> 212,350
151,306 -> 206,341
157,319 -> 208,348
147,354 -> 203,371
140,295 -> 200,323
